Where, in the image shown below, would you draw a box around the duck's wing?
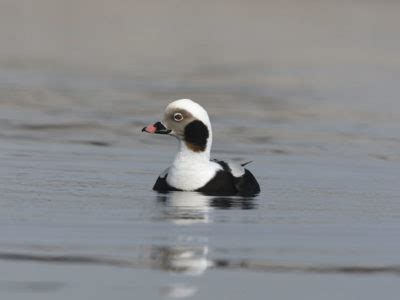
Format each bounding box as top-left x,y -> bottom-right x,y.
212,160 -> 261,196
196,165 -> 237,195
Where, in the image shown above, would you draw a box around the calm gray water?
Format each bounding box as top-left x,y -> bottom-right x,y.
1,1 -> 400,299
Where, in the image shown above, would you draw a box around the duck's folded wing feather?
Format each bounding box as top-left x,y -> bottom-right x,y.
233,169 -> 260,196
213,160 -> 261,196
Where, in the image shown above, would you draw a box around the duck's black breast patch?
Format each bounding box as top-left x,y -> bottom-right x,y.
153,174 -> 180,192
184,120 -> 209,152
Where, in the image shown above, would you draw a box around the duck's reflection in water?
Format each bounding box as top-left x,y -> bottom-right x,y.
153,192 -> 257,273
209,196 -> 256,210
151,245 -> 209,276
154,192 -> 212,278
160,284 -> 198,299
157,191 -> 256,224
154,191 -> 257,298
156,191 -> 212,225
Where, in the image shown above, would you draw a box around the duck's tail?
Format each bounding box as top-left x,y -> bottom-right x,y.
241,161 -> 253,167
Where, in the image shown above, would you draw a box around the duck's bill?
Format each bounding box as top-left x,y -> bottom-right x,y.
142,121 -> 172,134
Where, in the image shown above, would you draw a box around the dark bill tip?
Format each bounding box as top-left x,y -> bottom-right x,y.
142,122 -> 171,134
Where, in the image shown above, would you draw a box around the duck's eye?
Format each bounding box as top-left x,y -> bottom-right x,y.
173,112 -> 184,122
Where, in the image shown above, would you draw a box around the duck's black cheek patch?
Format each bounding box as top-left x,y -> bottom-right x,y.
184,120 -> 209,152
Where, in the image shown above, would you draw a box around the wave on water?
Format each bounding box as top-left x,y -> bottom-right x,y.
0,251 -> 399,276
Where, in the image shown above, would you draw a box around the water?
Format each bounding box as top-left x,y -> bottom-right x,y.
1,1 -> 400,299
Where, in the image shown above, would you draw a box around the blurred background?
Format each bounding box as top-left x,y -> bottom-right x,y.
1,1 -> 400,299
1,0 -> 399,159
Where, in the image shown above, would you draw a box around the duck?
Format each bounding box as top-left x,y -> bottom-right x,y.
142,99 -> 260,196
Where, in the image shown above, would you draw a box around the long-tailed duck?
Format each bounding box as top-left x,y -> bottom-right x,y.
142,99 -> 260,196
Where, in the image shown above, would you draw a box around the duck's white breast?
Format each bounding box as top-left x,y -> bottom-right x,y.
167,160 -> 222,191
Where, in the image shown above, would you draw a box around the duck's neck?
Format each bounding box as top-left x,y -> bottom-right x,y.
173,138 -> 212,167
168,137 -> 217,191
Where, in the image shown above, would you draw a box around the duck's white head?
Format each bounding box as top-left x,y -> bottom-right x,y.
143,99 -> 212,155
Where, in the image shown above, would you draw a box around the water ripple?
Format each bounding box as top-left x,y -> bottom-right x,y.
1,252 -> 399,276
